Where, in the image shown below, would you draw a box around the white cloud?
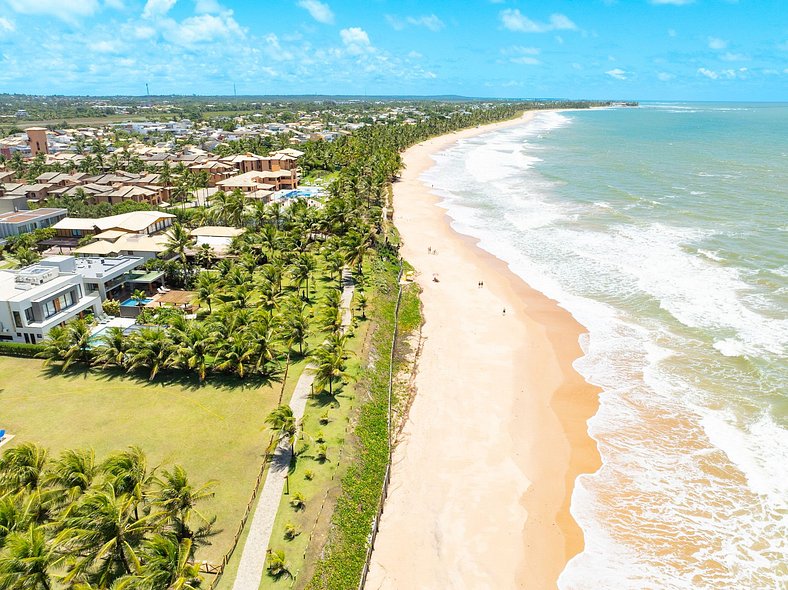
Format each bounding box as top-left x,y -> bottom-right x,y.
90,40 -> 122,53
0,17 -> 15,34
657,72 -> 675,81
698,67 -> 719,79
407,15 -> 444,32
776,40 -> 788,51
194,0 -> 224,13
407,50 -> 423,59
721,52 -> 747,62
104,0 -> 125,9
134,25 -> 157,39
340,27 -> 372,55
142,0 -> 176,19
500,9 -> 577,33
512,56 -> 540,65
387,14 -> 445,32
708,37 -> 727,50
668,28 -> 677,37
650,0 -> 694,5
5,0 -> 100,23
297,0 -> 334,25
163,13 -> 243,46
606,68 -> 628,80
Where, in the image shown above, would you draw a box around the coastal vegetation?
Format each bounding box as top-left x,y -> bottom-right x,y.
0,442 -> 214,589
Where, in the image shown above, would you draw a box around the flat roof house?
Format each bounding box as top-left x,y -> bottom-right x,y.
0,208 -> 68,240
0,263 -> 101,344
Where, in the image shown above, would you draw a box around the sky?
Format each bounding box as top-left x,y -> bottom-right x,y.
0,0 -> 785,100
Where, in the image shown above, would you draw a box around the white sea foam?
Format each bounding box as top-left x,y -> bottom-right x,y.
422,109 -> 788,589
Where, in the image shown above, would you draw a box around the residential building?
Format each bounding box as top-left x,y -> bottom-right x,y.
26,128 -> 49,156
0,263 -> 101,344
0,208 -> 68,240
53,211 -> 175,240
39,255 -> 148,300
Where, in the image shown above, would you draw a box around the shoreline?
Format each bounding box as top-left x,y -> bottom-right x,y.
366,112 -> 601,588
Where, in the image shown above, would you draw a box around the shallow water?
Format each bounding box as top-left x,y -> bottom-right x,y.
422,104 -> 788,589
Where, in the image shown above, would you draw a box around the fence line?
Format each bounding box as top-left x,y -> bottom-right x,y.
357,260 -> 405,590
204,433 -> 276,590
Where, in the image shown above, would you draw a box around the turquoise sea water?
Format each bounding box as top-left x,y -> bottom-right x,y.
422,103 -> 787,589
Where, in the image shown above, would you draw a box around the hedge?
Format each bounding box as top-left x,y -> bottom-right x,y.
0,341 -> 46,358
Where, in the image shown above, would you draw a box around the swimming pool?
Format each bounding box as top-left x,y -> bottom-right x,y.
121,297 -> 153,307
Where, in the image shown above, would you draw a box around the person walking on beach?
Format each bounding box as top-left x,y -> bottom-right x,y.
503,308 -> 506,315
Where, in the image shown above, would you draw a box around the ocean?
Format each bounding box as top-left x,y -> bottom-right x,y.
421,103 -> 787,589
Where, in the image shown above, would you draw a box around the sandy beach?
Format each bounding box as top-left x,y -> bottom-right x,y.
365,113 -> 601,589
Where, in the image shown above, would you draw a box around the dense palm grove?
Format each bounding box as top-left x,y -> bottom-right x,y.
38,102 -> 533,385
0,444 -> 214,589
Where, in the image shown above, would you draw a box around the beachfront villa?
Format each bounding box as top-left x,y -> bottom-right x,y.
0,262 -> 101,344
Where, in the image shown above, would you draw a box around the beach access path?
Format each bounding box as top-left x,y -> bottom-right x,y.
231,270 -> 355,590
365,114 -> 600,589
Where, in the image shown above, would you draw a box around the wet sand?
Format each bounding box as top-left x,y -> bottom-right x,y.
365,113 -> 601,589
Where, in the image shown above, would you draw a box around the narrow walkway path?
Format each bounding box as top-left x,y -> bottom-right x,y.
231,273 -> 355,590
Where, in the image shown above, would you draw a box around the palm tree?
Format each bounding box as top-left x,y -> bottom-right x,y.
194,272 -> 219,314
102,447 -> 155,513
165,222 -> 195,283
264,406 -> 296,455
280,300 -> 310,356
46,449 -> 97,507
92,326 -> 127,369
58,485 -> 153,586
319,289 -> 343,335
136,535 -> 202,590
312,338 -> 347,396
290,253 -> 316,300
0,443 -> 48,492
130,290 -> 147,308
125,328 -> 173,381
169,321 -> 213,382
214,337 -> 253,379
0,525 -> 60,590
153,466 -> 216,547
356,290 -> 368,319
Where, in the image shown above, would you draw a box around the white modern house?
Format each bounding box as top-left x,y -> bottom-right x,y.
39,255 -> 148,300
0,263 -> 101,344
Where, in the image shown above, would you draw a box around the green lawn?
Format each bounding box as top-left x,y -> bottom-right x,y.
0,356 -> 309,566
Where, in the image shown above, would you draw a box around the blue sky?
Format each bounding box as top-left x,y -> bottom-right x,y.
0,0 -> 785,99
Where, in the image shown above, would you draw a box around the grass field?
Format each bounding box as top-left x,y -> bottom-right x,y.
0,355 -> 311,566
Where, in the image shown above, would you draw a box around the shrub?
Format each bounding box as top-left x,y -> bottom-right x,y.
304,470 -> 315,481
102,299 -> 121,317
316,444 -> 329,463
315,431 -> 325,443
284,523 -> 298,540
319,411 -> 330,425
266,550 -> 291,579
289,491 -> 305,511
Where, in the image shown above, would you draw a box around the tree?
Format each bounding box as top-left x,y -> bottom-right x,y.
0,525 -> 60,590
92,327 -> 127,369
312,337 -> 347,396
169,321 -> 213,382
153,466 -> 215,548
0,443 -> 48,492
46,449 -> 97,507
280,300 -> 310,356
136,535 -> 202,590
290,252 -> 316,300
194,272 -> 219,314
264,405 -> 296,455
125,328 -> 173,381
165,222 -> 195,283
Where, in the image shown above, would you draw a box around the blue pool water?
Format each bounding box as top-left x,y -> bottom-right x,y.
120,297 -> 153,307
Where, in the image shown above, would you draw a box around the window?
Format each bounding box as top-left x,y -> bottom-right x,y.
24,307 -> 34,322
12,311 -> 23,328
86,282 -> 98,293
